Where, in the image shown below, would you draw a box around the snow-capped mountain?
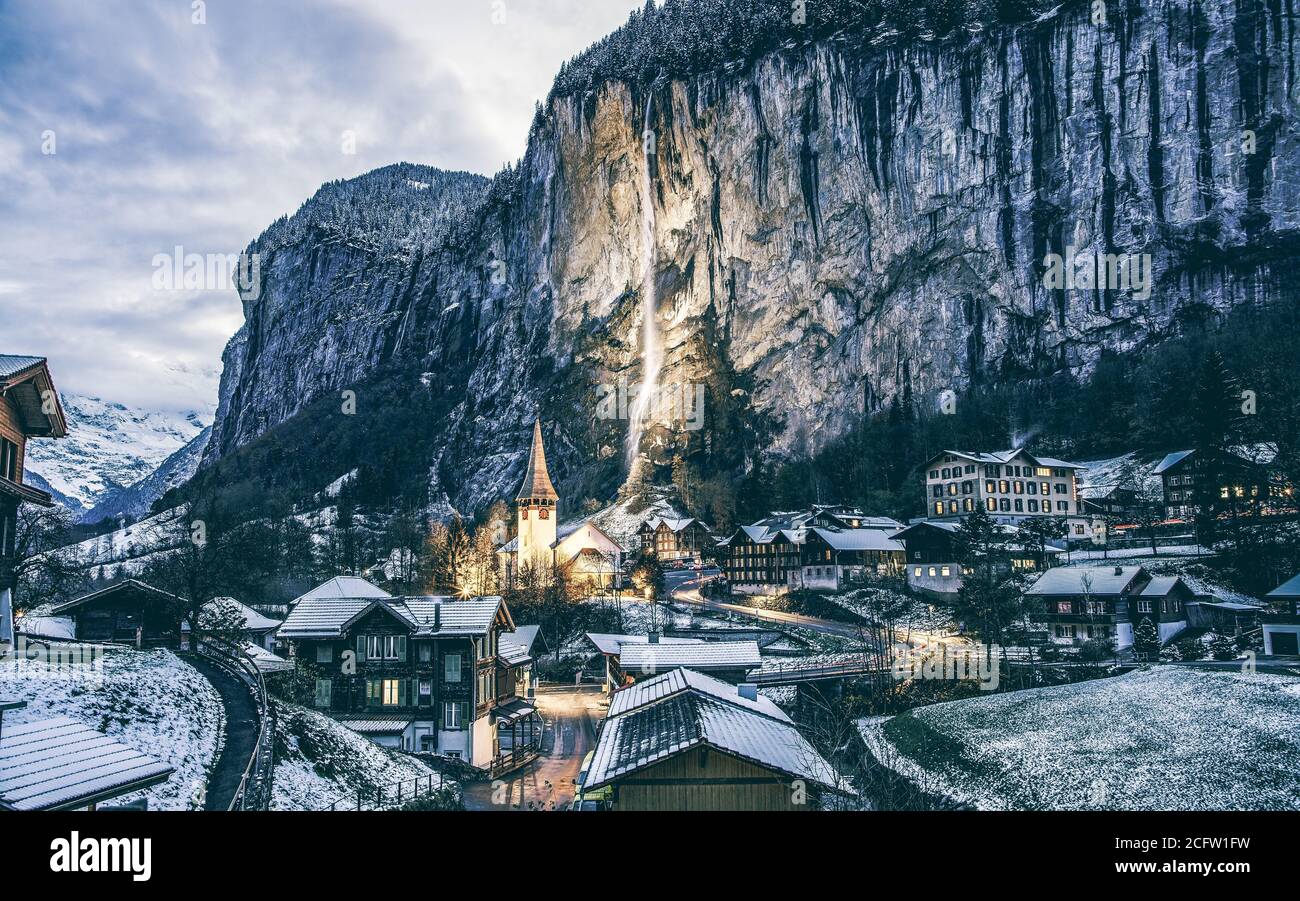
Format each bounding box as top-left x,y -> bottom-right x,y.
78,427 -> 212,526
22,394 -> 212,523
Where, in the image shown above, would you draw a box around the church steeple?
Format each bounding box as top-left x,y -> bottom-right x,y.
515,419 -> 558,502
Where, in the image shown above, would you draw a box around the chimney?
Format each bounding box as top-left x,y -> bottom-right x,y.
648,631 -> 660,644
737,684 -> 758,702
433,605 -> 441,633
1114,566 -> 1123,577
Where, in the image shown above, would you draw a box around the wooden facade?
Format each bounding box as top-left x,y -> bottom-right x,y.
606,746 -> 819,811
0,357 -> 67,595
52,581 -> 187,647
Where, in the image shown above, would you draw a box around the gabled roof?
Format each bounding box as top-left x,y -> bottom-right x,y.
503,624 -> 542,655
279,594 -> 510,639
921,448 -> 1085,471
641,517 -> 707,534
203,598 -> 280,633
608,667 -> 790,723
808,527 -> 903,552
515,420 -> 558,501
586,680 -> 841,793
0,355 -> 67,438
51,579 -> 188,615
585,632 -> 703,656
290,576 -> 391,606
618,641 -> 762,672
891,520 -> 963,541
1153,450 -> 1195,475
0,716 -> 174,811
1134,576 -> 1187,598
1025,566 -> 1146,596
1266,573 -> 1300,600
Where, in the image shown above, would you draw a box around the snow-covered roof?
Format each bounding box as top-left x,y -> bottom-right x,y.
51,579 -> 188,615
585,632 -> 703,656
809,527 -> 904,552
642,516 -> 706,534
586,683 -> 841,792
608,667 -> 791,723
337,719 -> 412,735
1025,566 -> 1145,596
1153,450 -> 1195,475
14,614 -> 75,640
500,624 -> 543,665
0,355 -> 46,380
0,716 -> 174,811
279,595 -> 508,639
291,576 -> 391,605
1134,576 -> 1185,597
204,598 -> 280,633
1267,573 -> 1300,599
618,641 -> 762,672
924,448 -> 1085,470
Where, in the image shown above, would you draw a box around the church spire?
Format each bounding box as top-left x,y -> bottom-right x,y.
515,419 -> 559,502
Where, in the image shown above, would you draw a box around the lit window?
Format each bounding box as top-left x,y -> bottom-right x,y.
382,680 -> 401,706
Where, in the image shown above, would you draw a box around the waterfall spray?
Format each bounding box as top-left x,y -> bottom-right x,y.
625,93 -> 664,481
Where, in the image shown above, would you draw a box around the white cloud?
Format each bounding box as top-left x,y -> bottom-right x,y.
0,0 -> 644,413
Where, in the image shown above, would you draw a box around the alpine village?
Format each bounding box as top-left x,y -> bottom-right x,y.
4,0 -> 1300,820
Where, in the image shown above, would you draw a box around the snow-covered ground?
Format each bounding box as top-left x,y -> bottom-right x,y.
271,703 -> 456,811
860,667 -> 1300,810
0,647 -> 222,810
23,394 -> 211,517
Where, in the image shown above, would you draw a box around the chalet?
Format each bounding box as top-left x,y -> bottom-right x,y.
1025,566 -> 1191,649
720,520 -> 806,595
793,527 -> 904,592
278,581 -> 539,772
892,520 -> 1062,597
636,516 -> 714,563
808,506 -> 901,531
181,597 -> 282,651
1262,573 -> 1300,657
51,580 -> 187,647
1154,445 -> 1288,522
0,700 -> 174,811
497,421 -> 625,590
0,355 -> 68,651
920,448 -> 1091,538
585,668 -> 845,810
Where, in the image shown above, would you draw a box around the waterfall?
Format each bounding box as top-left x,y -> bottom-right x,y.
625,93 -> 663,480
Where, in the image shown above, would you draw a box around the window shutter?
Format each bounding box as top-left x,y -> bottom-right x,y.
356,635 -> 367,663
396,635 -> 407,662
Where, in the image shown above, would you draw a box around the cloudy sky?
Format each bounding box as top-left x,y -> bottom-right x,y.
0,0 -> 644,415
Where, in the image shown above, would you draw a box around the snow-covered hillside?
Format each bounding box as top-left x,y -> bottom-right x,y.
79,427 -> 211,525
22,394 -> 212,522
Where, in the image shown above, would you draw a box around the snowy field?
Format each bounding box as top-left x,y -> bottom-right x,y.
0,647 -> 222,810
271,703 -> 455,811
859,667 -> 1300,810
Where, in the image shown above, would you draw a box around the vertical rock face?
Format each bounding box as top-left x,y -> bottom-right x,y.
207,1 -> 1300,513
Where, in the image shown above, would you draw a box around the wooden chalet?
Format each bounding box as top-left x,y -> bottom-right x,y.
52,580 -> 188,648
1025,565 -> 1192,650
636,516 -> 714,563
0,355 -> 67,648
585,668 -> 846,811
278,580 -> 540,772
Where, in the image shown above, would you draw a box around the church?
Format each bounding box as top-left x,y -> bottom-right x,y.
497,421 -> 626,591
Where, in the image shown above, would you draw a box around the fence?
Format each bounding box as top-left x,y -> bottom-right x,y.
324,773 -> 453,811
197,638 -> 275,811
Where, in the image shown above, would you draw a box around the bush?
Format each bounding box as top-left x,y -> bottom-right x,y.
1208,633 -> 1238,661
1078,638 -> 1117,664
400,788 -> 464,812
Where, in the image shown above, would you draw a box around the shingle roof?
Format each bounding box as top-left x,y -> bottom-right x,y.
1025,566 -> 1145,596
585,688 -> 841,792
515,420 -> 558,501
618,641 -> 762,672
0,716 -> 174,811
608,668 -> 790,722
338,719 -> 412,735
279,593 -> 506,639
0,355 -> 45,380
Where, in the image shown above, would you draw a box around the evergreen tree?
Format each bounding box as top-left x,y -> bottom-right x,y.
1133,617 -> 1160,661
